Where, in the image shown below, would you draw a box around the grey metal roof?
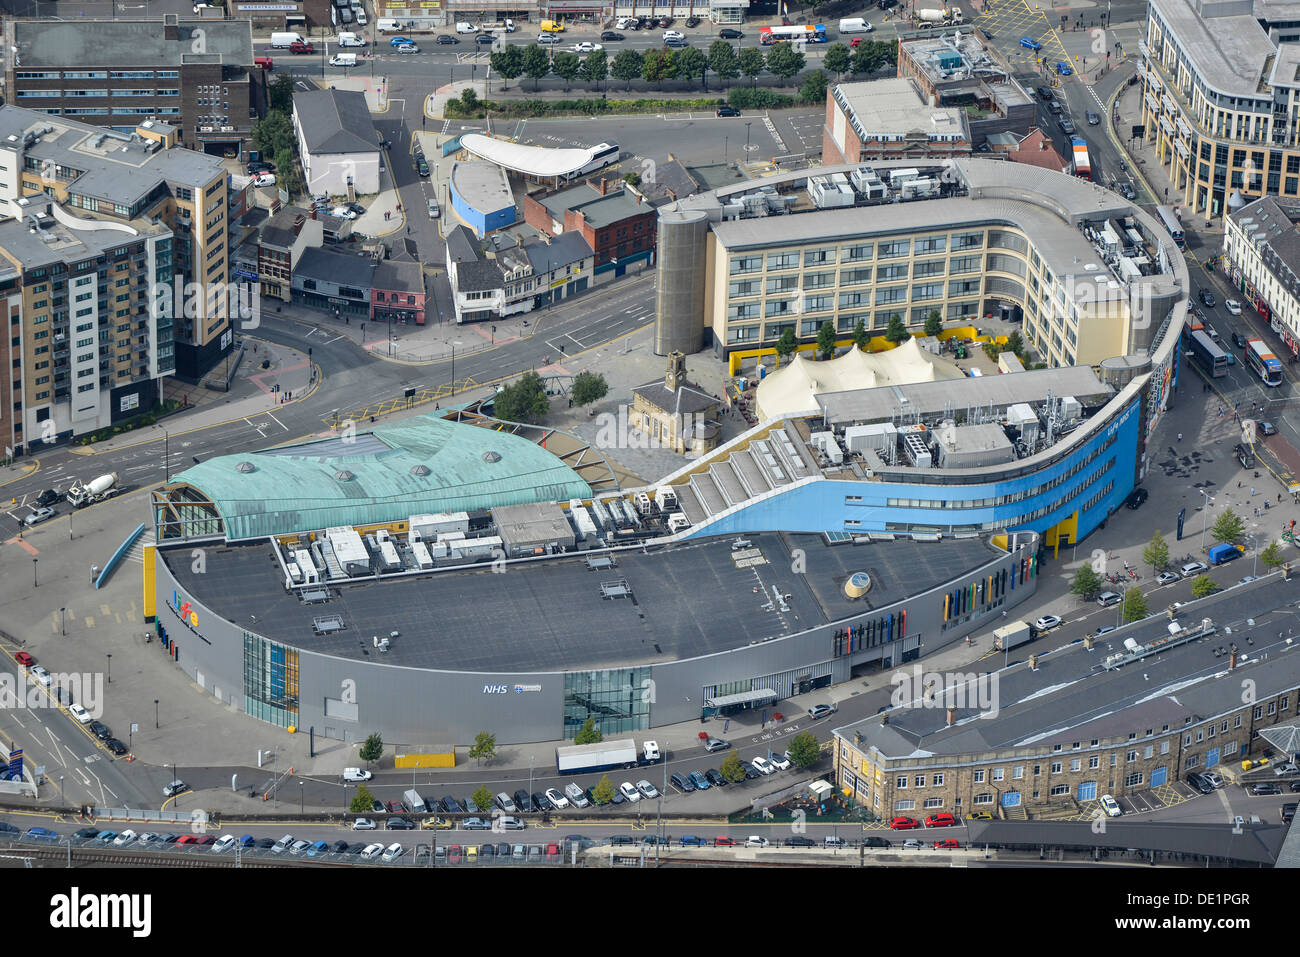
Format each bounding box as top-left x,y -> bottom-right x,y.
818,366 -> 1111,427
1229,196 -> 1300,302
449,160 -> 515,215
445,224 -> 480,264
967,820 -> 1283,865
13,17 -> 253,67
292,90 -> 381,156
522,232 -> 592,274
294,247 -> 375,288
537,182 -> 647,228
632,379 -> 719,416
165,531 -> 997,671
1149,0 -> 1275,99
834,576 -> 1300,762
372,258 -> 424,293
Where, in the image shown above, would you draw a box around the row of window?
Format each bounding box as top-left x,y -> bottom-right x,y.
728,232 -> 986,276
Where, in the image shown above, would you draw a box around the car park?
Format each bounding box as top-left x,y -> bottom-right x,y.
890,816 -> 921,829
544,787 -> 570,809
751,756 -> 774,775
1181,561 -> 1209,576
636,780 -> 659,799
23,507 -> 54,526
526,844 -> 542,861
688,770 -> 711,790
1099,794 -> 1122,816
1034,615 -> 1062,631
620,781 -> 642,801
68,704 -> 92,724
670,772 -> 695,792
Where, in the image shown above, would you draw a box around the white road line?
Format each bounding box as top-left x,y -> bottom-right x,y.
325,334 -> 346,344
268,412 -> 288,432
123,465 -> 153,474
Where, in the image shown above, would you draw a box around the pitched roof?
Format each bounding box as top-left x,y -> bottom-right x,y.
292,89 -> 381,155
632,378 -> 719,416
372,257 -> 424,293
294,246 -> 375,287
1007,128 -> 1069,172
522,232 -> 593,273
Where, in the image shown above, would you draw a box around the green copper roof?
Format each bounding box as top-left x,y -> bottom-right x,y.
173,413 -> 592,541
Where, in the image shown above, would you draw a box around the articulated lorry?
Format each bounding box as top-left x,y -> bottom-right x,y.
66,472 -> 119,508
992,620 -> 1034,651
555,738 -> 639,774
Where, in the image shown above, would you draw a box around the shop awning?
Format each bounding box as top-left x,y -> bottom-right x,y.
706,688 -> 777,707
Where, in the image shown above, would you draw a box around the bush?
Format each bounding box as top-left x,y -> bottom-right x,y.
727,87 -> 796,110
444,95 -> 725,119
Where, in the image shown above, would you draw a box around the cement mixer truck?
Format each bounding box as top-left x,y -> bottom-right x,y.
66,472 -> 119,508
914,5 -> 961,25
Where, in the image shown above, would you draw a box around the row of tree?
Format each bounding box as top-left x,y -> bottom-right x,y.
772,310 -> 945,365
252,72 -> 305,196
488,39 -> 896,92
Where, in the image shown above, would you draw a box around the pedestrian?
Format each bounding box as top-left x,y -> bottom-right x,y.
1252,487 -> 1256,496
1239,481 -> 1243,488
1177,432 -> 1182,441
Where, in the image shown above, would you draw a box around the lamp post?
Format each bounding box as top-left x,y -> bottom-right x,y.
1197,487 -> 1213,550
32,557 -> 37,588
105,653 -> 111,684
163,429 -> 170,483
450,343 -> 455,393
299,780 -> 304,814
744,121 -> 752,156
60,607 -> 65,637
154,698 -> 159,729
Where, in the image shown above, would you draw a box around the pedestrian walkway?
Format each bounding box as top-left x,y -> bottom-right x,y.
324,74 -> 389,113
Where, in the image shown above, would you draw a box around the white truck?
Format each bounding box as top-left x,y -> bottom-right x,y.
482,18 -> 515,32
269,31 -> 305,48
66,472 -> 119,508
555,738 -> 639,774
914,6 -> 961,24
838,17 -> 872,33
992,620 -> 1034,652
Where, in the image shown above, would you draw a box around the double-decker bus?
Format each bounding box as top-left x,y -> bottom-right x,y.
1187,328 -> 1228,378
759,24 -> 827,44
1156,205 -> 1185,250
1246,337 -> 1284,386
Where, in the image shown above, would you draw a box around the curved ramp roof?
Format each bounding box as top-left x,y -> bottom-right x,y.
460,133 -> 600,178
166,413 -> 592,541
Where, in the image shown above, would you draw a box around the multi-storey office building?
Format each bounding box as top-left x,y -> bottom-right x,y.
5,16 -> 260,160
0,105 -> 233,385
1137,0 -> 1300,220
1225,195 -> 1300,356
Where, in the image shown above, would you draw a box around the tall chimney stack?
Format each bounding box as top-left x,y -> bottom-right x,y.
946,708 -> 956,727
1229,645 -> 1239,670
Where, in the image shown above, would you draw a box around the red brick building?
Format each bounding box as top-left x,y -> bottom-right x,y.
522,179 -> 656,279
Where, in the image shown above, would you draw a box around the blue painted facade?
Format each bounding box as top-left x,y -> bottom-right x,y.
690,399 -> 1142,541
448,178 -> 517,238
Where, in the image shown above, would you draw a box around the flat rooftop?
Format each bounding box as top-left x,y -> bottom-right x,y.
1149,0 -> 1275,98
450,161 -> 516,214
834,78 -> 966,140
165,532 -> 1001,672
13,17 -> 253,67
834,576 -> 1300,760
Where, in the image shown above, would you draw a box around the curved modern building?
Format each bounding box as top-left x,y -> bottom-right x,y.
141,162 -> 1191,748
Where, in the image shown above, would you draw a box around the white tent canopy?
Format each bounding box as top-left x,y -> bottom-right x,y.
459,133 -> 600,179
755,340 -> 965,420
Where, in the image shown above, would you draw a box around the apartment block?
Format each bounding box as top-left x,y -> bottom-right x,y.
0,105 -> 233,384
5,15 -> 260,160
1225,195 -> 1300,356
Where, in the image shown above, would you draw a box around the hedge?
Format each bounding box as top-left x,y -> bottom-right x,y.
444,96 -> 725,118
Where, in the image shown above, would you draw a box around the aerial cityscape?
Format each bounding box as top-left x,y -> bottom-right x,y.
0,0 -> 1298,904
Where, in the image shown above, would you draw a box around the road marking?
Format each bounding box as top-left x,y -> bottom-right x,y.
243,417 -> 267,438
267,412 -> 288,432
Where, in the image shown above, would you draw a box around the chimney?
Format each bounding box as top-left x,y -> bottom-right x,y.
853,731 -> 862,746
946,708 -> 955,727
164,13 -> 179,40
637,192 -> 643,205
598,178 -> 608,196
1229,645 -> 1239,670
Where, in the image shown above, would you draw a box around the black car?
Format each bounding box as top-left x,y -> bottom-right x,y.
476,33 -> 495,44
248,161 -> 275,174
1232,331 -> 1248,348
1260,421 -> 1278,436
414,155 -> 430,177
1199,289 -> 1216,308
1124,487 -> 1148,510
496,842 -> 512,857
670,771 -> 696,792
436,34 -> 458,44
685,16 -> 700,27
105,737 -> 128,755
1036,85 -> 1052,99
878,0 -> 898,8
705,768 -> 726,787
514,789 -> 535,812
74,827 -> 100,840
600,30 -> 624,40
345,843 -> 366,854
716,105 -> 741,117
531,791 -> 551,811
347,202 -> 365,215
439,796 -> 464,814
1249,782 -> 1282,795
386,817 -> 415,830
742,763 -> 761,780
254,837 -> 276,849
1086,110 -> 1100,126
863,835 -> 891,848
719,28 -> 743,39
33,489 -> 59,508
784,835 -> 816,847
331,840 -> 350,852
1186,772 -> 1213,794
90,721 -> 111,740
609,835 -> 635,845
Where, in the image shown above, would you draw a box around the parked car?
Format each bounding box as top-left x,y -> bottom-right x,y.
716,105 -> 741,117
342,767 -> 371,782
462,817 -> 493,830
359,842 -> 385,860
1093,625 -> 1117,637
496,792 -> 518,813
564,782 -> 589,808
23,507 -> 54,527
719,28 -> 744,38
1125,487 -> 1148,509
966,811 -> 994,821
890,816 -> 921,829
497,816 -> 526,830
90,721 -> 111,740
1058,116 -> 1076,134
636,779 -> 659,799
513,789 -> 534,811
1020,37 -> 1041,50
744,835 -> 769,847
1225,299 -> 1242,315
702,736 -> 730,753
1097,590 -> 1122,607
751,756 -> 774,775
14,651 -> 35,668
386,817 -> 415,830
619,781 -> 642,801
68,704 -> 92,724
438,796 -> 464,814
113,830 -> 138,847
934,838 -> 961,849
1099,794 -> 1122,816
670,772 -> 695,793
784,835 -> 816,847
1034,615 -> 1062,631
1275,763 -> 1299,776
252,172 -> 275,187
703,769 -> 725,788
601,31 -> 625,41
688,770 -> 711,790
1157,571 -> 1181,585
210,834 -> 237,853
544,787 -> 570,809
1181,561 -> 1209,576
807,703 -> 836,719
29,666 -> 51,687
26,827 -> 59,842
436,34 -> 458,44
531,791 -> 551,811
1250,781 -> 1282,795
305,840 -> 330,857
924,813 -> 958,828
769,753 -> 791,771
415,156 -> 430,177
105,738 -> 128,756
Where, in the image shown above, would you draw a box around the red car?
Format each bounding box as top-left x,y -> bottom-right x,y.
545,842 -> 560,857
175,835 -> 199,845
889,816 -> 920,830
933,838 -> 961,849
195,835 -> 216,845
289,41 -> 315,53
448,844 -> 462,863
925,813 -> 958,828
14,652 -> 34,668
714,836 -> 737,846
850,37 -> 863,47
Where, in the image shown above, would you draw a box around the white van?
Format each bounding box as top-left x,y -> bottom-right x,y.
337,31 -> 366,47
329,52 -> 357,67
456,21 -> 479,33
839,17 -> 872,33
376,17 -> 401,32
269,31 -> 305,48
403,788 -> 427,813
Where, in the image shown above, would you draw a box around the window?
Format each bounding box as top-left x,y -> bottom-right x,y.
915,236 -> 947,254
932,772 -> 943,786
923,797 -> 943,808
1089,755 -> 1099,769
877,263 -> 909,281
913,259 -> 946,278
973,770 -> 985,783
896,775 -> 908,789
842,243 -> 873,262
1070,758 -> 1081,772
1050,761 -> 1062,774
804,248 -> 835,266
1050,784 -> 1071,796
840,266 -> 872,285
972,793 -> 994,805
874,286 -> 906,305
1012,766 -> 1024,779
766,251 -> 799,270
911,282 -> 943,302
952,231 -> 984,250
1124,771 -> 1145,787
1127,749 -> 1138,762
913,775 -> 926,788
992,768 -> 1004,781
878,240 -> 910,259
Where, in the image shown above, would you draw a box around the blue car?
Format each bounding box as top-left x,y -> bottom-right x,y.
679,834 -> 706,846
389,36 -> 415,47
305,840 -> 330,857
688,770 -> 711,790
95,830 -> 117,843
1020,37 -> 1041,51
27,827 -> 59,842
1056,61 -> 1072,75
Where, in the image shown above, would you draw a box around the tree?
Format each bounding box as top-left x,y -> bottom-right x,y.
739,46 -> 765,87
676,46 -> 707,89
1191,574 -> 1217,598
253,110 -> 295,159
853,318 -> 870,351
1143,530 -> 1170,571
551,50 -> 581,90
776,327 -> 798,364
521,43 -> 550,90
268,72 -> 295,114
571,370 -> 608,406
1005,330 -> 1026,358
573,716 -> 603,745
467,731 -> 497,765
459,88 -> 479,113
785,731 -> 820,769
720,751 -> 747,783
493,370 -> 550,424
884,314 -> 910,343
1261,539 -> 1285,569
349,784 -> 376,814
661,48 -> 682,83
359,732 -> 383,765
491,45 -> 524,89
1071,564 -> 1103,601
611,49 -> 643,90
1122,586 -> 1148,623
274,146 -> 301,196
591,774 -> 617,805
923,310 -> 943,338
851,40 -> 888,76
642,47 -> 669,88
799,68 -> 828,104
764,42 -> 805,83
709,40 -> 740,87
578,48 -> 607,89
1211,509 -> 1245,544
824,42 -> 852,79
816,319 -> 837,359
471,785 -> 493,812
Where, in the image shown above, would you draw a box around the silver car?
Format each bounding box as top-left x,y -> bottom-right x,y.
427,198 -> 440,219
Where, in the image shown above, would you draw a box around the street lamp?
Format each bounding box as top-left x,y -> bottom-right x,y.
163,428 -> 170,483
745,121 -> 752,156
60,607 -> 65,637
105,653 -> 111,684
32,557 -> 37,588
1196,487 -> 1214,550
299,780 -> 304,814
154,698 -> 159,729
